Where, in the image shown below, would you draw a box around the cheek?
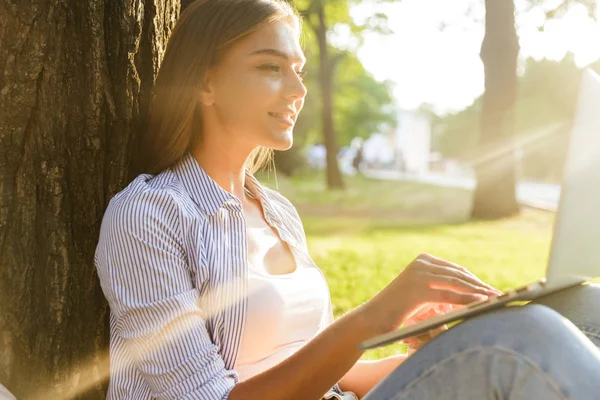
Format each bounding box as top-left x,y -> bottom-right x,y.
296,98 -> 305,113
249,76 -> 282,107
220,75 -> 280,124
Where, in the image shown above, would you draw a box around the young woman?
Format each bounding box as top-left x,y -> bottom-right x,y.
95,0 -> 600,399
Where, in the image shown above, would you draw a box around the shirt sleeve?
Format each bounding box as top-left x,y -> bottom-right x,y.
95,189 -> 237,400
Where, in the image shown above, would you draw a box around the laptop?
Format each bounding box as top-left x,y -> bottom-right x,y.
359,68 -> 600,351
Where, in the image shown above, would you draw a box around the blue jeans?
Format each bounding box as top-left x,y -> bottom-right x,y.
362,284 -> 600,400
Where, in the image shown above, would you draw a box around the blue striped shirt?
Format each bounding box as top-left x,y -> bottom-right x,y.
94,153 -> 341,399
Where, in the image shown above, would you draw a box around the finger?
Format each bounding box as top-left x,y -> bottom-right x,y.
405,330 -> 442,350
403,337 -> 420,348
404,335 -> 427,350
410,308 -> 452,326
420,254 -> 501,294
438,260 -> 501,294
429,288 -> 488,305
424,271 -> 494,296
422,263 -> 499,296
433,303 -> 454,314
422,254 -> 499,292
416,333 -> 432,342
430,325 -> 448,338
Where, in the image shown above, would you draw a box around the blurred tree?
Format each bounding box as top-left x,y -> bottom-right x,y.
438,55 -> 587,158
291,35 -> 396,151
471,0 -> 520,219
274,145 -> 308,176
334,54 -> 397,146
295,0 -> 393,189
472,0 -> 597,219
517,56 -> 600,182
0,1 -> 178,398
298,0 -> 347,189
515,55 -> 582,133
435,99 -> 481,161
437,55 -> 596,183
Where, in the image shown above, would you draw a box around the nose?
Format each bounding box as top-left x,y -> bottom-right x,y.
285,72 -> 308,101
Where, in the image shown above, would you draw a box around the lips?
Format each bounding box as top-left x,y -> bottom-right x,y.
268,111 -> 295,126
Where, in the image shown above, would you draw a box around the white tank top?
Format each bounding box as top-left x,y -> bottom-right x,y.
234,258 -> 330,382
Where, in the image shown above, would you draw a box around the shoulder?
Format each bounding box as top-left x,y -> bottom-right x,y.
100,170 -> 192,241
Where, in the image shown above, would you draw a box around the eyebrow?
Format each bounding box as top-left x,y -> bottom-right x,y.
249,48 -> 306,64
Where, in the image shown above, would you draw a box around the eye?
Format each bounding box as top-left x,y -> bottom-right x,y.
258,64 -> 281,73
297,70 -> 307,80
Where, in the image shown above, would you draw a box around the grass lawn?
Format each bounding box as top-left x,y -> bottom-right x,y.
260,170 -> 557,359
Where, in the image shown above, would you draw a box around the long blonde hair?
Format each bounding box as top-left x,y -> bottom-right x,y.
137,0 -> 300,175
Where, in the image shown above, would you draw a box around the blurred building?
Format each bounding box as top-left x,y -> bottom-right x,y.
307,144 -> 327,169
310,111 -> 433,176
362,133 -> 395,169
389,110 -> 432,174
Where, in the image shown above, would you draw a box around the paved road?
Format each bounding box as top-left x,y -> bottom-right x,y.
363,169 -> 560,211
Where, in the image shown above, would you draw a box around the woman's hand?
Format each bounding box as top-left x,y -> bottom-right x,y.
402,304 -> 453,355
360,253 -> 502,338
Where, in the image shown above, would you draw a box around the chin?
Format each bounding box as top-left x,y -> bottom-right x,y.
266,129 -> 294,151
273,139 -> 293,151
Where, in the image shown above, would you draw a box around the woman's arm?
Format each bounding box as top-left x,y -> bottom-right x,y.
229,306 -> 381,400
231,251 -> 495,400
96,191 -> 239,400
337,355 -> 408,399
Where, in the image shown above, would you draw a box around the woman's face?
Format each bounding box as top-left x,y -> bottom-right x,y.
202,19 -> 307,152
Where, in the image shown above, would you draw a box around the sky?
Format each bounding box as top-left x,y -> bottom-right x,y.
337,0 -> 600,115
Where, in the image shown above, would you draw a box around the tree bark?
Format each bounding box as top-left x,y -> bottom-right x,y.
315,1 -> 344,189
0,1 -> 178,398
471,0 -> 520,219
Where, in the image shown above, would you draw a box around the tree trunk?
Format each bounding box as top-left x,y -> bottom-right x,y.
315,1 -> 344,189
471,0 -> 520,219
0,1 -> 178,398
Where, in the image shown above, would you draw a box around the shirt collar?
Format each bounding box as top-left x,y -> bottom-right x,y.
173,152 -> 280,223
244,171 -> 282,225
173,153 -> 236,216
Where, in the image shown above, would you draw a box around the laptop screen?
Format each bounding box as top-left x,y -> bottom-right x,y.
546,69 -> 600,286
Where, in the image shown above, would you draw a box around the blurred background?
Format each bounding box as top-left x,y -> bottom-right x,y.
261,0 -> 600,359
275,0 -> 599,202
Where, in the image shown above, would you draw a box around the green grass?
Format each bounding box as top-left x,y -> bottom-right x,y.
260,171 -> 474,223
260,171 -> 557,359
304,212 -> 554,359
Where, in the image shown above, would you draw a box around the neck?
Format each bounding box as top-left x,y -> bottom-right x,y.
190,136 -> 255,203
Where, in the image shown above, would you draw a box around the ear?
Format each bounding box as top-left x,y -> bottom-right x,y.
198,70 -> 216,106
